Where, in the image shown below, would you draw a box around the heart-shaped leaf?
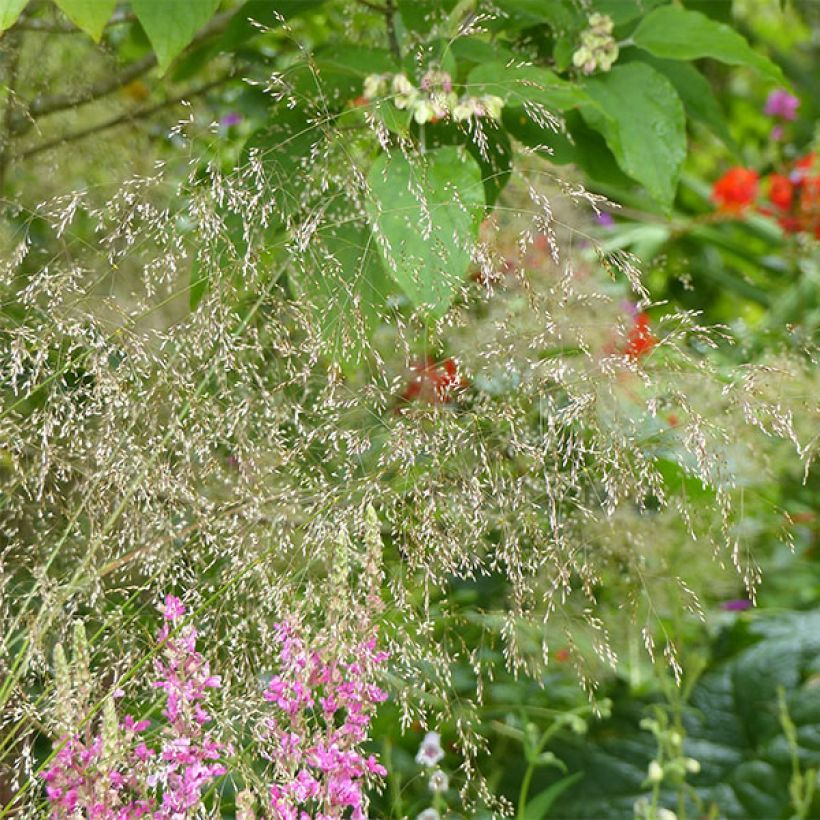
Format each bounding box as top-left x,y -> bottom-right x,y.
132,0 -> 220,74
365,147 -> 485,318
632,6 -> 784,83
54,0 -> 117,41
582,63 -> 686,212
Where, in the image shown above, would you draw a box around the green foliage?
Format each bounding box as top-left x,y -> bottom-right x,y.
0,0 -> 26,30
53,0 -> 116,41
632,6 -> 784,82
582,63 -> 687,212
131,0 -> 220,74
365,146 -> 484,317
549,611 -> 820,818
0,1 -> 817,817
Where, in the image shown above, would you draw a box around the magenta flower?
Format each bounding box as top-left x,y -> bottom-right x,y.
596,211 -> 615,228
262,622 -> 389,818
721,598 -> 752,612
764,89 -> 799,121
43,599 -> 226,818
221,111 -> 243,127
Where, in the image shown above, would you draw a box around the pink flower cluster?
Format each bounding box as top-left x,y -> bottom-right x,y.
150,595 -> 227,817
41,596 -> 226,819
41,716 -> 154,818
264,622 -> 389,819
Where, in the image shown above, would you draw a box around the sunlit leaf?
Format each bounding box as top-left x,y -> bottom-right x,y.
365,147 -> 484,318
582,63 -> 686,211
132,0 -> 220,74
54,0 -> 117,41
632,6 -> 784,83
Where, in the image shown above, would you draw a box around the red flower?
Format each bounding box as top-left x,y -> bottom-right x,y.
760,153 -> 819,237
399,357 -> 467,405
624,312 -> 657,360
767,174 -> 793,211
711,167 -> 759,213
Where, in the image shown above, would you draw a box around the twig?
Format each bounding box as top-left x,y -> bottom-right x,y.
8,9 -> 236,136
355,0 -> 400,60
16,76 -> 233,161
11,9 -> 136,33
385,0 -> 401,61
0,30 -> 22,191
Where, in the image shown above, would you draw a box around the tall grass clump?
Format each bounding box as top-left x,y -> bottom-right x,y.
0,18 -> 816,817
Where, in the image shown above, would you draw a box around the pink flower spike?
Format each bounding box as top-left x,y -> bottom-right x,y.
161,594 -> 186,621
764,88 -> 799,121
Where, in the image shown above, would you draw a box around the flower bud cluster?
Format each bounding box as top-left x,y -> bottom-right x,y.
362,70 -> 504,125
263,622 -> 389,819
41,597 -> 227,818
572,14 -> 619,75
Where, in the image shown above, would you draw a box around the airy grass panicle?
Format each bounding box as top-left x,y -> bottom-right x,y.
0,50 -> 815,814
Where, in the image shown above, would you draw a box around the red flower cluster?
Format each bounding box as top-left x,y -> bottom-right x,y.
711,167 -> 759,213
761,153 -> 819,238
712,154 -> 818,237
624,312 -> 657,360
399,357 -> 466,405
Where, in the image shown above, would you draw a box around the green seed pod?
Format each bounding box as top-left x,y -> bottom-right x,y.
71,621 -> 92,712
101,695 -> 121,766
53,642 -> 74,732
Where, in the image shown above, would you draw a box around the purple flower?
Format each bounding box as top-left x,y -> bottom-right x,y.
721,598 -> 752,612
596,211 -> 615,228
221,111 -> 243,127
770,124 -> 785,142
764,89 -> 799,121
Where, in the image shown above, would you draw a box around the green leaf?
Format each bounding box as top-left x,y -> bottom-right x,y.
54,0 -> 117,41
632,6 -> 784,83
638,56 -> 737,152
0,0 -> 27,31
132,0 -> 220,74
423,118 -> 513,206
523,772 -> 584,820
593,0 -> 666,25
365,147 -> 485,318
292,222 -> 394,371
582,63 -> 686,212
547,611 -> 820,819
469,62 -> 587,113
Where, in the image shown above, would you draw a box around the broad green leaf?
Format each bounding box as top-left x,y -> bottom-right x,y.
505,109 -> 634,191
291,222 -> 394,371
468,62 -> 588,113
423,118 -> 513,206
632,6 -> 784,83
593,0 -> 666,25
582,63 -> 686,211
492,0 -> 579,32
0,0 -> 27,31
450,37 -> 517,69
523,772 -> 584,820
132,0 -> 220,74
548,611 -> 820,819
54,0 -> 117,41
365,147 -> 485,318
639,56 -> 737,152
